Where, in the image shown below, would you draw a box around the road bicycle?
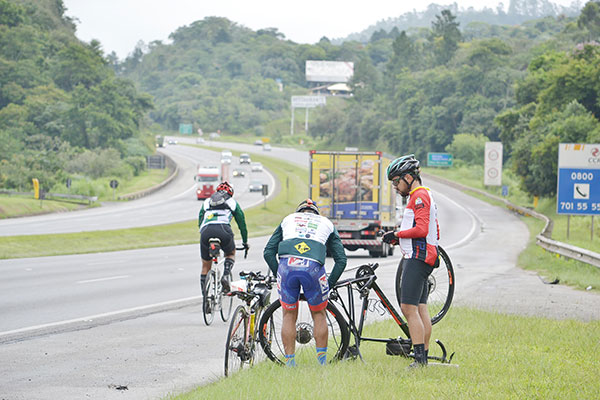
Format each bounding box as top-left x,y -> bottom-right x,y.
224,270 -> 276,376
258,247 -> 455,365
202,239 -> 247,326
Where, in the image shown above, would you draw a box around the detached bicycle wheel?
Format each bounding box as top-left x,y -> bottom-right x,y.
220,271 -> 233,322
258,298 -> 349,365
395,246 -> 454,325
203,270 -> 216,326
224,305 -> 248,377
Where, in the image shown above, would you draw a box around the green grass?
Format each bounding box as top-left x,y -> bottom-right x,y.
169,307 -> 600,399
0,150 -> 307,259
0,195 -> 86,218
101,168 -> 171,201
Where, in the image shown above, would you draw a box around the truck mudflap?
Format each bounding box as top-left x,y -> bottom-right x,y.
342,239 -> 382,246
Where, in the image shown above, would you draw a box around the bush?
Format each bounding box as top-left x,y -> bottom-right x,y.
124,156 -> 146,176
66,148 -> 128,178
445,133 -> 489,165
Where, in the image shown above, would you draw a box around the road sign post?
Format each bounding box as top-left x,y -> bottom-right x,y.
484,142 -> 503,186
262,184 -> 268,208
110,179 -> 119,201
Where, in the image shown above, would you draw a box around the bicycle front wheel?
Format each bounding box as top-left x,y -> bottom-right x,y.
395,246 -> 454,325
224,305 -> 248,377
203,270 -> 216,326
220,271 -> 233,322
258,298 -> 349,365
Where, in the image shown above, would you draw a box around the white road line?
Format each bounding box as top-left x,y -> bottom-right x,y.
0,295 -> 203,339
77,275 -> 130,284
435,190 -> 481,250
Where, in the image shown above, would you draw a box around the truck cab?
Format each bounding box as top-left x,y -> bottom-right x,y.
195,166 -> 220,200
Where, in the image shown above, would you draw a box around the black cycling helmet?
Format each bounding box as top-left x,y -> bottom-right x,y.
296,198 -> 320,215
386,154 -> 420,180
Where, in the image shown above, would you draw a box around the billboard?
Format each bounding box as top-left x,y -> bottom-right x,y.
557,143 -> 600,215
305,60 -> 354,83
291,95 -> 326,108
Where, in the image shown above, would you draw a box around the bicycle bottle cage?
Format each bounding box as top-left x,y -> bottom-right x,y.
208,238 -> 222,258
253,283 -> 271,307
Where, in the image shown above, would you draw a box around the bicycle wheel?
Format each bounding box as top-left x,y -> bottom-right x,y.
258,298 -> 349,365
203,270 -> 216,326
220,271 -> 233,322
224,305 -> 248,377
395,246 -> 454,325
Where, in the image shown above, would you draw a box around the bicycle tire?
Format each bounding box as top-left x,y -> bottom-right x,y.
220,271 -> 233,322
224,305 -> 248,376
203,270 -> 216,326
395,246 -> 454,325
258,298 -> 349,365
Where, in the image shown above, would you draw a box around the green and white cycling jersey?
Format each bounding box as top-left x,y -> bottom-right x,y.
198,196 -> 248,243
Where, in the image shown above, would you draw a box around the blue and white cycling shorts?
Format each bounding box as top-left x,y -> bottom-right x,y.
277,256 -> 329,312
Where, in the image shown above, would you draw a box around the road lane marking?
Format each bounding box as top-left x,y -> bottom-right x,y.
77,275 -> 130,284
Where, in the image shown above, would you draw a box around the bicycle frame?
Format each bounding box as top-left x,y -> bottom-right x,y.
331,264 -> 453,363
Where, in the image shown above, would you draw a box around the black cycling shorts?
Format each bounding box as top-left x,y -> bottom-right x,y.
200,223 -> 235,261
400,258 -> 435,306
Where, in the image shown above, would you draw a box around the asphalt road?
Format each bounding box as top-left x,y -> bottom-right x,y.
0,143 -> 275,236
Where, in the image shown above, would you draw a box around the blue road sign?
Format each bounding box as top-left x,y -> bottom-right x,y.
557,143 -> 600,215
427,153 -> 453,167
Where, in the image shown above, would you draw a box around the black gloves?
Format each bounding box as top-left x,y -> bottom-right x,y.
382,231 -> 398,245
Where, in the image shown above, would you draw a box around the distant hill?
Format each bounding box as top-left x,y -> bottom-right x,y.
336,0 -> 582,43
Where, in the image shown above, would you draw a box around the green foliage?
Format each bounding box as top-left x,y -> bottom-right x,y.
445,133 -> 488,165
0,0 -> 153,192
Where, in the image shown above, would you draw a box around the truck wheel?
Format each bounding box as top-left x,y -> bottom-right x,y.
388,245 -> 394,256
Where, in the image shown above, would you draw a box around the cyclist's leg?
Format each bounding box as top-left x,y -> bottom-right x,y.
301,262 -> 329,365
418,262 -> 434,359
219,225 -> 236,291
199,227 -> 213,292
277,258 -> 302,366
400,258 -> 432,365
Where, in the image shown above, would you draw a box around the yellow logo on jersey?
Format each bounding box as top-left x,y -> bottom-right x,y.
295,242 -> 311,254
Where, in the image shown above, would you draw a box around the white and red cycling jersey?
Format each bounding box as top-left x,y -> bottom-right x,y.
395,186 -> 439,266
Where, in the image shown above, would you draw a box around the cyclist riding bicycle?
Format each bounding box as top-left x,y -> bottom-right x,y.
198,181 -> 249,293
263,198 -> 347,367
381,154 -> 440,368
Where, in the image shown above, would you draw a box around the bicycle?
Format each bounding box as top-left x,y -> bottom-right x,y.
259,248 -> 455,365
396,246 -> 455,325
202,239 -> 247,326
224,270 -> 276,376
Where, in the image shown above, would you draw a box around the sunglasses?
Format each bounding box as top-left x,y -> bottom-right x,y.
391,176 -> 403,186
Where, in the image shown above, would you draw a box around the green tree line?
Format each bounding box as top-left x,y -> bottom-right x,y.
0,0 -> 153,194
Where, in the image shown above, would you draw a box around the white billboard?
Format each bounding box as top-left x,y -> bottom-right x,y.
484,142 -> 503,186
305,60 -> 354,83
291,95 -> 326,108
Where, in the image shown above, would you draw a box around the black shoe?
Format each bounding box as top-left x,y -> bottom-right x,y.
221,275 -> 231,293
408,361 -> 427,369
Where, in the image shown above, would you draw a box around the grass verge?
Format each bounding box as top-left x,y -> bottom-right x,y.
0,195 -> 86,218
169,307 -> 600,399
0,150 -> 307,259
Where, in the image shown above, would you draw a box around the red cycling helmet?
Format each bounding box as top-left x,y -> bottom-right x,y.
296,198 -> 320,215
216,181 -> 234,196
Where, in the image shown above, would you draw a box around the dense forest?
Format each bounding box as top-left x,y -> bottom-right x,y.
1,0 -> 600,199
0,0 -> 152,194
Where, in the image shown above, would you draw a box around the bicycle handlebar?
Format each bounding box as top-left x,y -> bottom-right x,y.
235,244 -> 249,259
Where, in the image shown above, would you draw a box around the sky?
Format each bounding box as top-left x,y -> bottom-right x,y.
63,0 -> 577,60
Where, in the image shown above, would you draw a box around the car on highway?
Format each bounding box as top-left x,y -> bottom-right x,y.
254,139 -> 263,146
232,169 -> 246,178
251,162 -> 263,172
248,180 -> 264,192
221,150 -> 233,164
263,143 -> 272,151
168,139 -> 178,145
239,153 -> 251,164
209,132 -> 220,139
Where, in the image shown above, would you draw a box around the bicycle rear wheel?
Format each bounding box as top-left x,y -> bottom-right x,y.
203,270 -> 216,326
224,305 -> 248,377
258,298 -> 349,365
395,246 -> 454,325
220,271 -> 233,322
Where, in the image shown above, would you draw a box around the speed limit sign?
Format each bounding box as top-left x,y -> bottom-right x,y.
484,142 -> 503,186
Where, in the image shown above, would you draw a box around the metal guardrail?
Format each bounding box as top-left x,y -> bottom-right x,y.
423,173 -> 600,269
117,153 -> 179,200
0,190 -> 97,204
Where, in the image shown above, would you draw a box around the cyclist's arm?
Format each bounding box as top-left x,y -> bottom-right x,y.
263,225 -> 282,275
232,201 -> 248,243
326,228 -> 347,287
198,204 -> 206,230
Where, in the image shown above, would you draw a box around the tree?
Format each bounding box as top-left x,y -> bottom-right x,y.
430,9 -> 462,65
578,1 -> 600,40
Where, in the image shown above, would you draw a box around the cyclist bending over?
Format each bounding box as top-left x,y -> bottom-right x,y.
263,199 -> 347,367
198,182 -> 249,293
382,155 -> 440,368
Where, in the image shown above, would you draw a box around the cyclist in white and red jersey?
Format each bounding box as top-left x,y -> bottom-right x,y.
381,154 -> 439,368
